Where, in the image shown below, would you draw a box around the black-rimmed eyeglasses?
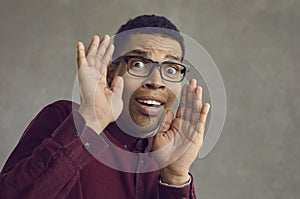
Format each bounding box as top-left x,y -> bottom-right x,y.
112,55 -> 190,83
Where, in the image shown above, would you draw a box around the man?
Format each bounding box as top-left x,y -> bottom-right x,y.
0,15 -> 210,199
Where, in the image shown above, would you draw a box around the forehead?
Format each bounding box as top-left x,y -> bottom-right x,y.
121,34 -> 182,59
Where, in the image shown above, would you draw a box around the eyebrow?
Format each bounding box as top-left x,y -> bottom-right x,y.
124,49 -> 182,62
125,49 -> 148,56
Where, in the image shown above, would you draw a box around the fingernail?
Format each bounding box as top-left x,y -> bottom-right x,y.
196,88 -> 200,96
207,103 -> 211,110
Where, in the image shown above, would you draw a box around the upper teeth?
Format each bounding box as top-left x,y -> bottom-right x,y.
138,99 -> 162,106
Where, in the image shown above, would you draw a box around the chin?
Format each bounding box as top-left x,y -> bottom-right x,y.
131,113 -> 163,131
115,110 -> 163,138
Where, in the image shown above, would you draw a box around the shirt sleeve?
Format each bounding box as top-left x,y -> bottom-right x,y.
0,100 -> 108,199
158,174 -> 197,199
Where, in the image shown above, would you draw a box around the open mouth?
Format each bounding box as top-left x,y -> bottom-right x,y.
134,96 -> 166,116
136,99 -> 165,108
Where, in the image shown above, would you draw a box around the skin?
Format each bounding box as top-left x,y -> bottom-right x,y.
77,34 -> 210,185
110,34 -> 183,138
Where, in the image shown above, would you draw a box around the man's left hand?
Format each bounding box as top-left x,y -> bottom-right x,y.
153,79 -> 210,185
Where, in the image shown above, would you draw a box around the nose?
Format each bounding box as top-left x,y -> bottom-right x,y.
142,67 -> 166,89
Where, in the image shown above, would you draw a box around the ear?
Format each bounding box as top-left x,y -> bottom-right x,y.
107,63 -> 118,87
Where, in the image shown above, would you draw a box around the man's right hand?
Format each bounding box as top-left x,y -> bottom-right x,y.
76,35 -> 124,135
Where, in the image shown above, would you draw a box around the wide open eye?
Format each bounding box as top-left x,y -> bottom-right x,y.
165,66 -> 178,75
131,61 -> 145,69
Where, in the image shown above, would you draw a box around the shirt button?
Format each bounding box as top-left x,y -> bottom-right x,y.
138,140 -> 143,144
84,142 -> 90,150
124,144 -> 128,148
73,131 -> 80,137
37,161 -> 45,169
140,160 -> 144,165
181,197 -> 187,199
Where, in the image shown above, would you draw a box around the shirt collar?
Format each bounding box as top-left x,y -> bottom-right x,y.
106,122 -> 154,153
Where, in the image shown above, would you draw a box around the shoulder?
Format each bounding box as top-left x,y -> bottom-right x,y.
22,100 -> 80,135
42,100 -> 80,117
18,100 -> 80,140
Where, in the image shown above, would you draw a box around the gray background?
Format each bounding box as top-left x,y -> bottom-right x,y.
0,0 -> 299,198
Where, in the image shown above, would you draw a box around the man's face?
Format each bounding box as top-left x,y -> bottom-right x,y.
113,33 -> 183,137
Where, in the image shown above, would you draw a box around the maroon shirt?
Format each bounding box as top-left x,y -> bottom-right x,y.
0,100 -> 197,199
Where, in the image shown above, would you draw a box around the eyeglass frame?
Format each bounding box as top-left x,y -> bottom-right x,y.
112,55 -> 190,83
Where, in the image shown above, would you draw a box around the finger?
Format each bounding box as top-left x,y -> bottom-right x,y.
96,34 -> 110,63
184,103 -> 210,147
184,79 -> 196,121
101,44 -> 114,70
98,44 -> 115,85
86,35 -> 100,56
175,83 -> 188,119
159,110 -> 174,132
77,41 -> 86,69
198,85 -> 203,108
191,86 -> 203,125
111,76 -> 124,98
196,103 -> 210,137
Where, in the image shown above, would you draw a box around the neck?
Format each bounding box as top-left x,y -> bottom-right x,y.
115,117 -> 159,138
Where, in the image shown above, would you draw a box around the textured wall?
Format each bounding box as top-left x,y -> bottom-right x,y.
0,0 -> 299,198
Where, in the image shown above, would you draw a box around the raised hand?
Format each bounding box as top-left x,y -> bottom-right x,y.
152,79 -> 210,185
77,35 -> 124,134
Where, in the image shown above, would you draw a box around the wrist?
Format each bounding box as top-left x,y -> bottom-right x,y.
160,168 -> 190,186
78,105 -> 109,135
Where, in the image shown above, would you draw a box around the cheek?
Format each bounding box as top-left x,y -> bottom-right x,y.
121,75 -> 142,100
168,84 -> 182,99
173,85 -> 182,101
164,85 -> 182,109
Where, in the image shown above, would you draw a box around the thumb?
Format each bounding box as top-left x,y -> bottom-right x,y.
159,110 -> 174,132
111,76 -> 124,97
77,41 -> 86,69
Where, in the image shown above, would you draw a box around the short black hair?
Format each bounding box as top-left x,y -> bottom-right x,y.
113,14 -> 185,59
117,14 -> 180,34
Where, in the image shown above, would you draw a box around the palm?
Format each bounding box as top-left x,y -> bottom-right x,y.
77,35 -> 123,132
153,80 -> 210,176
